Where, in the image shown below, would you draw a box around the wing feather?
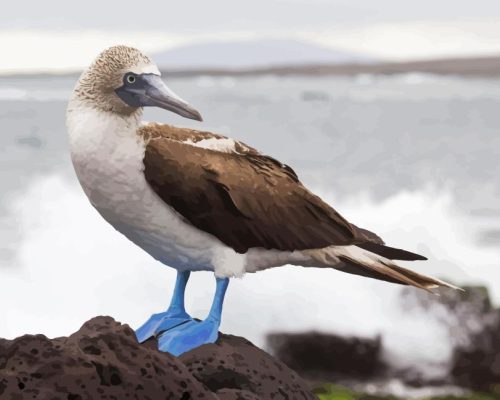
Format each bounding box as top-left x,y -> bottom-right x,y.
139,123 -> 378,253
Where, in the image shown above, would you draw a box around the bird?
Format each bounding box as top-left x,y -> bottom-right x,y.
66,46 -> 457,356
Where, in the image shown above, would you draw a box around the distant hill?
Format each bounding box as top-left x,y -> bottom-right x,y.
159,54 -> 500,78
153,39 -> 376,69
4,52 -> 500,78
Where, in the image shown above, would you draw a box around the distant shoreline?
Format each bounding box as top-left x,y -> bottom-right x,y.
162,55 -> 500,78
2,54 -> 500,79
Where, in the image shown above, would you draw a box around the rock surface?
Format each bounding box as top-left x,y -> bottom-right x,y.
0,316 -> 316,400
267,331 -> 384,381
402,285 -> 500,392
267,286 -> 500,397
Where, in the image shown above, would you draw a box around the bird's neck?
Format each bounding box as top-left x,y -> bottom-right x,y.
66,97 -> 148,205
67,97 -> 143,148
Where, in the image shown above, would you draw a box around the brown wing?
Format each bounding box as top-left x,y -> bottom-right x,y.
139,123 -> 378,253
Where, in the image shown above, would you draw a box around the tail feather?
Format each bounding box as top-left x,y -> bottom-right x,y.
306,245 -> 459,291
356,242 -> 427,261
338,256 -> 428,288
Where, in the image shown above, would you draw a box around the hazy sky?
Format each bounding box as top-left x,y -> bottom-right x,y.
3,0 -> 500,72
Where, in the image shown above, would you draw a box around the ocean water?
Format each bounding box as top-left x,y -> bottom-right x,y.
0,72 -> 499,385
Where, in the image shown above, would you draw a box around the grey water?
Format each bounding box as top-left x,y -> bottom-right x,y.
1,72 -> 499,263
0,72 -> 499,394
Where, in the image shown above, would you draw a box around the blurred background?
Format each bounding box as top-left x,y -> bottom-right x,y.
1,1 -> 500,398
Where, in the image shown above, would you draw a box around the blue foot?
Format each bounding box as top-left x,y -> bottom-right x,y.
136,270 -> 192,343
135,309 -> 192,343
157,317 -> 220,356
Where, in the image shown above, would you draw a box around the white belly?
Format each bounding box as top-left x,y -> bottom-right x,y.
66,103 -> 247,276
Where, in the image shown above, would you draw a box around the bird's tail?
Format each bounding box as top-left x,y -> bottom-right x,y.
304,244 -> 459,291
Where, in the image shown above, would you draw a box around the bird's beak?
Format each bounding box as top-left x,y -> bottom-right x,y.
141,75 -> 203,121
115,74 -> 203,121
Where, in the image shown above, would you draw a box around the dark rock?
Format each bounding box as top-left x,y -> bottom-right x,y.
182,333 -> 315,399
216,388 -> 263,400
401,285 -> 500,392
267,331 -> 385,381
266,286 -> 500,395
0,316 -> 316,400
451,307 -> 500,392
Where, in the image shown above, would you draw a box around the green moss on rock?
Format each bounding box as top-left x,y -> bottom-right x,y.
313,383 -> 497,400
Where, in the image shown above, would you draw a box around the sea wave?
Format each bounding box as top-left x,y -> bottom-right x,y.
0,173 -> 498,383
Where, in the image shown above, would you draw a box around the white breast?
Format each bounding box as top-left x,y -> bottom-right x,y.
66,100 -> 246,277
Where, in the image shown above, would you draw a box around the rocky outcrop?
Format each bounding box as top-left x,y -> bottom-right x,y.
401,285 -> 500,392
267,331 -> 384,381
0,317 -> 316,400
267,286 -> 500,398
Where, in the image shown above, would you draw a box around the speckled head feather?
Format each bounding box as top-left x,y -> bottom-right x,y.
73,45 -> 154,115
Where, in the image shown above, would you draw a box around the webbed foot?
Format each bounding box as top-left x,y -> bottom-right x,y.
157,317 -> 220,356
135,309 -> 192,343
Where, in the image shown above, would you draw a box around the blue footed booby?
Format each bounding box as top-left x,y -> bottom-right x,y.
66,46 -> 457,356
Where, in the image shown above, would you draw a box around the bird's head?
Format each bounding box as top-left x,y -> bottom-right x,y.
73,45 -> 202,121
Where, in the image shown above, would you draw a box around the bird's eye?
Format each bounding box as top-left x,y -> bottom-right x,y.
126,75 -> 136,84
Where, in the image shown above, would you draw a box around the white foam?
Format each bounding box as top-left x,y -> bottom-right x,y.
0,174 -> 498,381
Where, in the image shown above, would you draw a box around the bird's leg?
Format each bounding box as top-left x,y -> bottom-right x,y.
135,270 -> 193,343
157,276 -> 230,356
164,270 -> 191,318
